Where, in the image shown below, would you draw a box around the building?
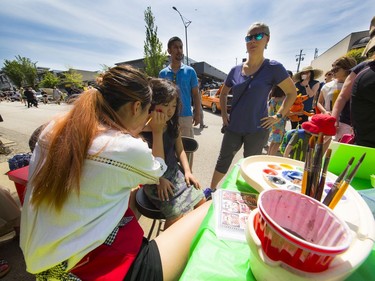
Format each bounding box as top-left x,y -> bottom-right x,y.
311,30 -> 369,78
117,57 -> 227,88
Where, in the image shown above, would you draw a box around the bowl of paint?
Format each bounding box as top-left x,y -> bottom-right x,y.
253,189 -> 352,273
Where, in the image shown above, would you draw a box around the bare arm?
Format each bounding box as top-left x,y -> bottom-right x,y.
305,82 -> 319,98
149,111 -> 167,159
192,86 -> 201,126
261,77 -> 297,129
175,134 -> 201,189
317,88 -> 328,114
175,135 -> 190,174
219,84 -> 231,126
332,72 -> 356,126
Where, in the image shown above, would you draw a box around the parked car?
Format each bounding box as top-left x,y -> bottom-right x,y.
10,92 -> 21,102
35,92 -> 43,102
201,86 -> 232,114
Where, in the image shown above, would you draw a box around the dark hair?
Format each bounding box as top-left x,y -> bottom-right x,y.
287,70 -> 293,78
149,78 -> 181,139
97,65 -> 152,112
168,36 -> 183,49
269,86 -> 285,98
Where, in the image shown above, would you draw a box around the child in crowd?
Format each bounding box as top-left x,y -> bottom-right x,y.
267,86 -> 286,155
282,114 -> 336,161
142,78 -> 206,229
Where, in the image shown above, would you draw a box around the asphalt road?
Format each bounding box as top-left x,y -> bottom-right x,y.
0,101 -> 245,188
0,101 -> 246,280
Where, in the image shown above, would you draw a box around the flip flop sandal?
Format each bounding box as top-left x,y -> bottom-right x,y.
0,260 -> 10,278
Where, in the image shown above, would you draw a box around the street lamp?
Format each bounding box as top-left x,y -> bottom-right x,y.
172,6 -> 191,65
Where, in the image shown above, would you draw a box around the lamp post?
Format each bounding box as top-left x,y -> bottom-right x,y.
172,6 -> 191,65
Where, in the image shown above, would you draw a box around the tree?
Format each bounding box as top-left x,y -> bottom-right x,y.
347,48 -> 366,64
61,68 -> 83,89
2,56 -> 38,88
2,60 -> 23,88
38,71 -> 61,88
144,6 -> 168,77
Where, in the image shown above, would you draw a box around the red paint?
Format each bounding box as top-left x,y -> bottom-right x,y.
263,169 -> 278,176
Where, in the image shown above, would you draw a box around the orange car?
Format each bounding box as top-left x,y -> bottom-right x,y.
201,86 -> 232,114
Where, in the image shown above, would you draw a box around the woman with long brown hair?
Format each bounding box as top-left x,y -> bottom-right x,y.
20,65 -> 210,281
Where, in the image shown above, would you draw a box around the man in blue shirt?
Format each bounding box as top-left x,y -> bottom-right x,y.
159,37 -> 200,137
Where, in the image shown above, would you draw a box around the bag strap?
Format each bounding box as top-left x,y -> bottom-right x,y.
230,59 -> 268,112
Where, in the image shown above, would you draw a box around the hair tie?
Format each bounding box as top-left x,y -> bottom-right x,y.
93,86 -> 104,95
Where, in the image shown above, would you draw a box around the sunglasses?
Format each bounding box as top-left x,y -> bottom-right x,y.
245,32 -> 268,43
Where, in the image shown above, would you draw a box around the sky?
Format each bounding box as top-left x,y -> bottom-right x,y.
0,0 -> 373,76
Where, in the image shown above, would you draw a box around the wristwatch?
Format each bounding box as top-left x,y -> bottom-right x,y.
276,113 -> 282,119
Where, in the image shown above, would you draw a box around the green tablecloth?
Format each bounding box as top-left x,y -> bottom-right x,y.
179,162 -> 375,281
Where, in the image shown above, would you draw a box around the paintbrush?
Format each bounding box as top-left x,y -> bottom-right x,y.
305,135 -> 315,197
314,148 -> 332,202
143,117 -> 153,128
329,153 -> 366,209
309,133 -> 324,198
322,156 -> 355,206
301,135 -> 314,195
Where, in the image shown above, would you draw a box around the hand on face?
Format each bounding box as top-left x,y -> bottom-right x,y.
148,109 -> 167,134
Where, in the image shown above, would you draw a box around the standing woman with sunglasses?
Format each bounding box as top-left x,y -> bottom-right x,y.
205,22 -> 297,197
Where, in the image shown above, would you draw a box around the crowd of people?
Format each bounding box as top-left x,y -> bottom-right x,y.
1,15 -> 375,280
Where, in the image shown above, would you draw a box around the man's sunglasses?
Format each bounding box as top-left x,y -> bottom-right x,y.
245,32 -> 268,43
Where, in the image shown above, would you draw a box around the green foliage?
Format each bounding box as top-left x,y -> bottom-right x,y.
38,71 -> 60,88
62,68 -> 83,88
2,55 -> 37,88
144,6 -> 168,77
346,48 -> 366,64
2,60 -> 23,87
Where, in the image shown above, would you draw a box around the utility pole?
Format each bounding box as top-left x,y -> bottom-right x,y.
172,6 -> 191,65
295,49 -> 305,72
314,48 -> 319,59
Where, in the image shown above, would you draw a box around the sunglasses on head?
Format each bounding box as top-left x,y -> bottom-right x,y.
245,32 -> 268,43
331,66 -> 342,73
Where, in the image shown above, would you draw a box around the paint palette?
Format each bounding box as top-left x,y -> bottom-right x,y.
262,163 -> 304,192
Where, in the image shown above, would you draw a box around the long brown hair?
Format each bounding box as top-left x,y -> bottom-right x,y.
30,65 -> 152,211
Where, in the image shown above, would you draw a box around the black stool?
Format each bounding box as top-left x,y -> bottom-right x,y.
135,136 -> 199,239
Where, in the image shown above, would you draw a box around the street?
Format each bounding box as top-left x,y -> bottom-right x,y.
0,101 -> 244,189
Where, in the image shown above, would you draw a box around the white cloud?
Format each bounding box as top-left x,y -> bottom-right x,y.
0,0 -> 373,73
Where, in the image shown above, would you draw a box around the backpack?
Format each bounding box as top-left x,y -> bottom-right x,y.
279,128 -> 305,156
8,153 -> 32,171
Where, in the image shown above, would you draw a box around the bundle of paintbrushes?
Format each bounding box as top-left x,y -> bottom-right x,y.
323,153 -> 366,209
300,132 -> 366,209
301,133 -> 328,201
